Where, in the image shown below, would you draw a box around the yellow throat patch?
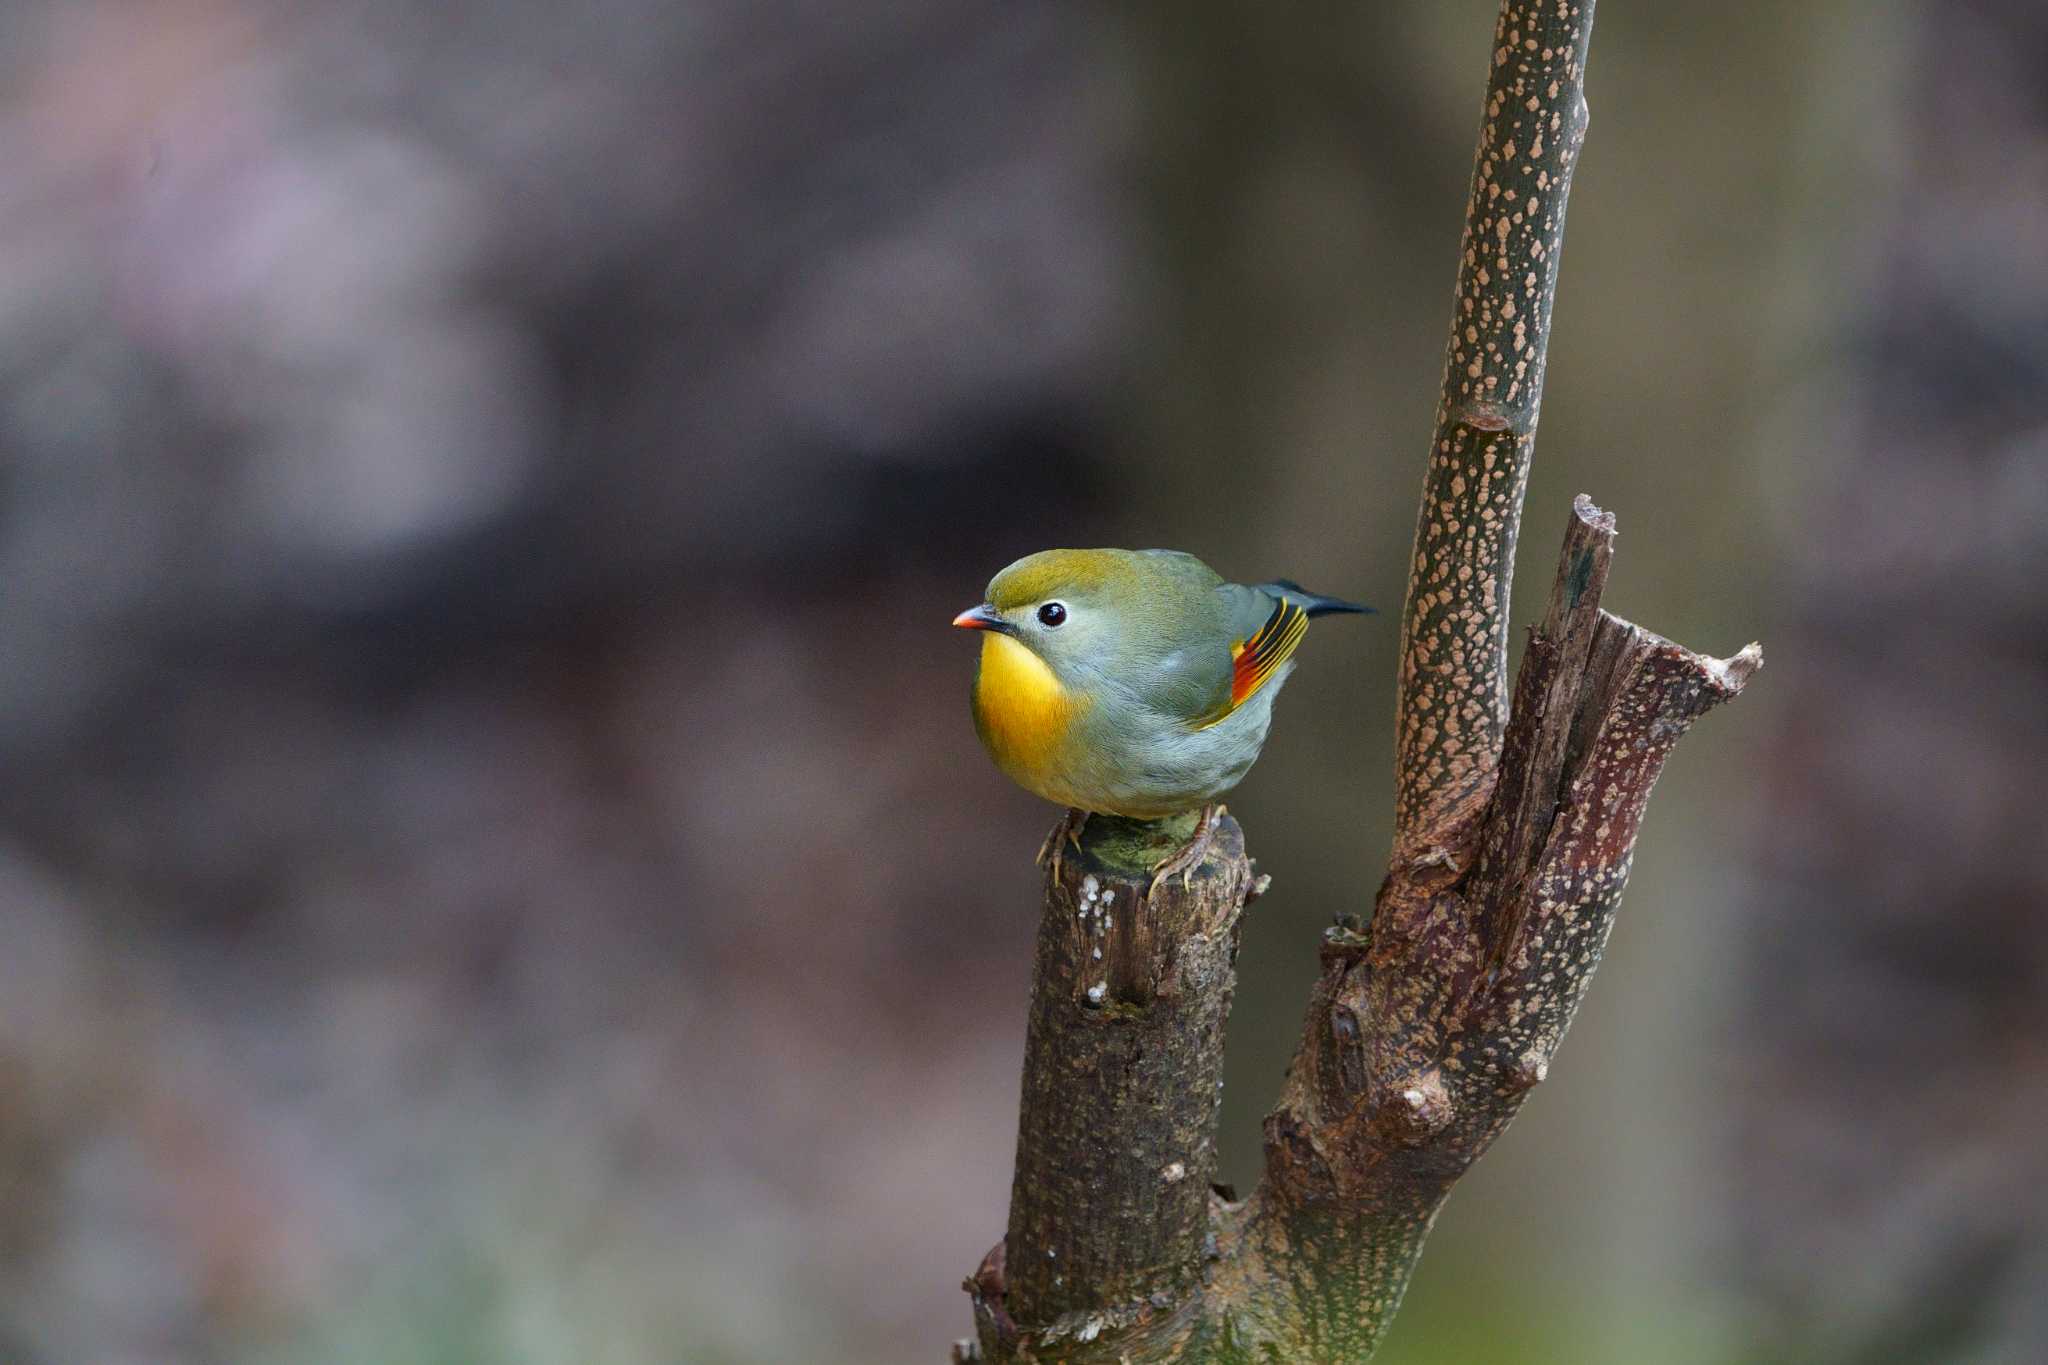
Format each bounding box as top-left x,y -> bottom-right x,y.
972,632 -> 1082,784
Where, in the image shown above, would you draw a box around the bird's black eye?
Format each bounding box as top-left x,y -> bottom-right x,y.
1037,601 -> 1067,628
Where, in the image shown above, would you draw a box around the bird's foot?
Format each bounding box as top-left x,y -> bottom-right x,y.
1036,808 -> 1089,883
1148,803 -> 1224,898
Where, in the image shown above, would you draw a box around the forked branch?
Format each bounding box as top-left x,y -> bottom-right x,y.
1249,498 -> 1757,1355
957,3 -> 1759,1360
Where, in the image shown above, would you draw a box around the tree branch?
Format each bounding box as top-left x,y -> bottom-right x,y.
958,3 -> 1763,1359
1248,498 -> 1758,1356
1394,0 -> 1595,864
961,816 -> 1259,1362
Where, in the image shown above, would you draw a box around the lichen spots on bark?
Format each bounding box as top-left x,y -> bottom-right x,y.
1397,0 -> 1593,855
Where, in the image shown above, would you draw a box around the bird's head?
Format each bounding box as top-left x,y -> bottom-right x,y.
950,548 -> 1142,679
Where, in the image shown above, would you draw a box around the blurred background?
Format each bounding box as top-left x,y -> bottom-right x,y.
1,0 -> 2041,1361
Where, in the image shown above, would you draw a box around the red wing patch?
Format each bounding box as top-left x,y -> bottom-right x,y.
1230,598 -> 1308,707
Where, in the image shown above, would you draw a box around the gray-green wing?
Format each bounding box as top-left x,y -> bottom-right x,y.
1191,583 -> 1308,728
1108,561 -> 1311,728
1110,553 -> 1233,723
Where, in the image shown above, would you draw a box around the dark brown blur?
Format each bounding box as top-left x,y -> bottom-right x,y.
1,1 -> 2033,1363
1725,4 -> 2048,1363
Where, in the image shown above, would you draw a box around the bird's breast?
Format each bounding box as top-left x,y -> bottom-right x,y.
971,633 -> 1084,786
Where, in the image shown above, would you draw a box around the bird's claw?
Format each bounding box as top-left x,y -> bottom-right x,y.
1147,803 -> 1224,899
1038,808 -> 1089,883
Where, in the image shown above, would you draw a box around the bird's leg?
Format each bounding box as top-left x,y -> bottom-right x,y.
1037,808 -> 1089,883
1148,802 -> 1225,898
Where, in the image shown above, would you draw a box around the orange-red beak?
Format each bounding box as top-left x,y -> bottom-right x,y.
952,603 -> 1007,632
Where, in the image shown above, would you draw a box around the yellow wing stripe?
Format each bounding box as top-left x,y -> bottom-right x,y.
1233,598 -> 1308,705
1191,598 -> 1309,730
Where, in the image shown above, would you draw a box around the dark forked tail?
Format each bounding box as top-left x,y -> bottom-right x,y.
1262,579 -> 1374,617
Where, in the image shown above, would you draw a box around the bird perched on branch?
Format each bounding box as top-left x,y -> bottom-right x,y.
952,547 -> 1368,887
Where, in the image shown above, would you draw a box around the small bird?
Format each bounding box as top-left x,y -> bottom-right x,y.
952,548 -> 1367,885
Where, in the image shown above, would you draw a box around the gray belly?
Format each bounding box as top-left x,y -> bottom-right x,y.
1064,664 -> 1290,818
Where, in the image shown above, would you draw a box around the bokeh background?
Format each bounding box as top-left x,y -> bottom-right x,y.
2,1 -> 2042,1362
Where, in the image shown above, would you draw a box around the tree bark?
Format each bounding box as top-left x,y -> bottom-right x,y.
958,2 -> 1761,1359
972,814 -> 1257,1348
